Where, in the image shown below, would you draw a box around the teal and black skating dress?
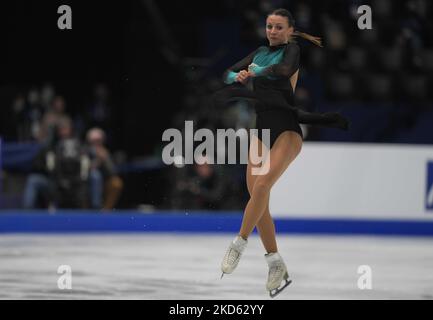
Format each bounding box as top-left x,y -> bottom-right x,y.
213,41 -> 349,148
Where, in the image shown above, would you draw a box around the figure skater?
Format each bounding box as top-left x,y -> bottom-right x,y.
215,8 -> 349,297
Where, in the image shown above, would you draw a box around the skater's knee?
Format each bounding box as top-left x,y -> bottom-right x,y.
252,179 -> 272,198
246,176 -> 257,196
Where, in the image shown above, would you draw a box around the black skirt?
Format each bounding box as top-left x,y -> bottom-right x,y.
211,83 -> 349,149
255,108 -> 303,149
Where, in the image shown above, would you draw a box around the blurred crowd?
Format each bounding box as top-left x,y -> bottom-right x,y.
6,84 -> 123,210
3,82 -> 245,211
11,83 -> 113,144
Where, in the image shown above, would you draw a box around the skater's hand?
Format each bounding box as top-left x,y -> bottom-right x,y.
248,63 -> 258,77
236,70 -> 251,84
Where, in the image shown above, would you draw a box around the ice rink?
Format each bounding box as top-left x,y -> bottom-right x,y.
0,233 -> 432,300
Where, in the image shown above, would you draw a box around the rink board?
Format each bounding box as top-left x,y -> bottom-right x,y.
0,211 -> 432,236
271,142 -> 433,219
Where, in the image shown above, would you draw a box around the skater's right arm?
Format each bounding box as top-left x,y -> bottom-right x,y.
222,48 -> 260,84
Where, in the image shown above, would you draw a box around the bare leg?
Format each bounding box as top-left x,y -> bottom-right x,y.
256,208 -> 278,253
246,140 -> 278,253
240,131 -> 302,240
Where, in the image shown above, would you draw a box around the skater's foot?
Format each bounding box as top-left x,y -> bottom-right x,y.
269,273 -> 292,298
221,236 -> 248,276
265,252 -> 292,297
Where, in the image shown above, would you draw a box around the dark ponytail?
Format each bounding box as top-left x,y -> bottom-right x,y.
270,8 -> 323,47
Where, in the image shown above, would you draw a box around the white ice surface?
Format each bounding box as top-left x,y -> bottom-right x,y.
0,234 -> 432,300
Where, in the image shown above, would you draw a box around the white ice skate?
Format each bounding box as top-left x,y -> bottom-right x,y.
265,252 -> 292,298
221,235 -> 248,278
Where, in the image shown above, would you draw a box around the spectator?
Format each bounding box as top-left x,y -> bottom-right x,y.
22,118 -> 89,209
22,145 -> 54,209
26,88 -> 44,141
168,155 -> 236,210
38,95 -> 71,146
52,118 -> 89,208
86,127 -> 123,210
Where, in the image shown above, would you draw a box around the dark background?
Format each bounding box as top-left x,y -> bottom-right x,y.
1,0 -> 433,209
1,0 -> 183,156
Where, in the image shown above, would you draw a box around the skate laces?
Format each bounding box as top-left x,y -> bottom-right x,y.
269,262 -> 285,282
225,248 -> 240,265
223,236 -> 246,266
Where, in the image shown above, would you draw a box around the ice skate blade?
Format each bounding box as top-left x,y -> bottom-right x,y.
269,279 -> 292,298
